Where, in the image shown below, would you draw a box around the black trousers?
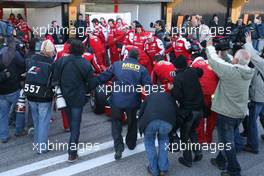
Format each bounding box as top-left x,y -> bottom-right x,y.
111,106 -> 138,151
180,110 -> 202,163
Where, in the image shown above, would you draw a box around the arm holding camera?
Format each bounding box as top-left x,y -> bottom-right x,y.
244,32 -> 264,76
206,38 -> 235,79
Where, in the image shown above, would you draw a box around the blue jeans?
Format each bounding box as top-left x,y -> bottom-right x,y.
247,102 -> 264,151
66,107 -> 83,156
216,114 -> 242,176
0,90 -> 20,140
144,120 -> 172,176
234,128 -> 245,153
29,101 -> 52,154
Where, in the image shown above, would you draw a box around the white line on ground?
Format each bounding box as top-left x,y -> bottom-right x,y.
0,134 -> 143,176
41,143 -> 147,176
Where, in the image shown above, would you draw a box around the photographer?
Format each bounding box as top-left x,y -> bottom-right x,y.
52,39 -> 96,162
206,37 -> 254,176
0,28 -> 26,143
153,20 -> 166,43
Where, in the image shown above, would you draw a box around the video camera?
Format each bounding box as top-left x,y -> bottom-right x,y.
229,24 -> 256,44
213,37 -> 233,51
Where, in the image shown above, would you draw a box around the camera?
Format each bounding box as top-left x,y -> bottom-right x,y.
213,37 -> 233,51
150,20 -> 165,29
55,86 -> 67,110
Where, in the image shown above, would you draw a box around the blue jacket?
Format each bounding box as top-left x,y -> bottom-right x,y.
97,58 -> 151,108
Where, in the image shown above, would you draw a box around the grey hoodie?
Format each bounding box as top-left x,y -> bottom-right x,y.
206,46 -> 254,119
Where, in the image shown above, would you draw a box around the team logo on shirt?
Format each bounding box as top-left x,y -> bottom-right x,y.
122,63 -> 140,72
28,66 -> 41,74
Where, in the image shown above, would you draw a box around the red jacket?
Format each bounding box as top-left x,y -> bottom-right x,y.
133,32 -> 149,50
166,37 -> 192,64
152,60 -> 176,84
17,20 -> 32,42
191,57 -> 218,96
122,30 -> 134,46
82,52 -> 104,73
55,43 -> 70,61
144,36 -> 165,59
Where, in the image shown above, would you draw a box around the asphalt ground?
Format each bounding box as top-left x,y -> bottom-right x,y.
0,104 -> 264,176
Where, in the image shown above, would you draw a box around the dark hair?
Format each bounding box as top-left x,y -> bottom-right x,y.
116,18 -> 122,22
174,55 -> 187,69
51,20 -> 57,25
212,14 -> 218,20
155,20 -> 165,27
135,23 -> 142,28
70,39 -> 84,56
78,13 -> 83,17
183,15 -> 191,22
92,18 -> 99,24
17,14 -> 23,20
128,48 -> 139,59
108,19 -> 115,23
10,13 -> 15,18
153,55 -> 163,62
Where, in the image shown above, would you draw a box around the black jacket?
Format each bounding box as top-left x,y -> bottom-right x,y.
25,54 -> 54,102
52,55 -> 95,107
171,67 -> 204,111
138,92 -> 177,134
0,41 -> 25,95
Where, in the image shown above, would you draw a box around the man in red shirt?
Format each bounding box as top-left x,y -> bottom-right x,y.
144,33 -> 165,66
151,55 -> 176,92
191,56 -> 218,143
16,14 -> 32,43
133,24 -> 149,50
107,19 -> 119,63
82,47 -> 105,74
83,18 -> 106,66
8,13 -> 18,26
165,36 -> 192,65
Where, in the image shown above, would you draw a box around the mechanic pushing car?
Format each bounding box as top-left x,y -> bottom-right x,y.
95,48 -> 151,160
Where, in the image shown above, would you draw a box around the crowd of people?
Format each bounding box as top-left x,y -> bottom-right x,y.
1,12 -> 264,176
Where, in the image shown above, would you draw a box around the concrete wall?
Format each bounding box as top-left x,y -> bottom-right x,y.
85,3 -> 161,31
3,6 -> 62,36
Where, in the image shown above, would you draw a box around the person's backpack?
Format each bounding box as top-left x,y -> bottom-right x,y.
24,55 -> 53,99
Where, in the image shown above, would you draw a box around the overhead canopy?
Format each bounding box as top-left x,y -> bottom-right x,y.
81,0 -> 173,3
0,0 -> 72,8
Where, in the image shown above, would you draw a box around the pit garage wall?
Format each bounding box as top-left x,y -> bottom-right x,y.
171,0 -> 228,27
85,3 -> 162,31
3,6 -> 62,36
